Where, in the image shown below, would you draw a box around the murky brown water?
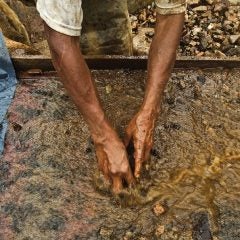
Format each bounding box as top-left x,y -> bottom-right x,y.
1,68 -> 240,240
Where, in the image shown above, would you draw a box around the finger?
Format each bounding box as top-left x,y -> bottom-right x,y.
95,147 -> 104,172
124,126 -> 133,147
103,158 -> 112,183
95,148 -> 111,182
124,168 -> 136,187
144,146 -> 152,163
112,175 -> 123,194
134,160 -> 142,179
133,140 -> 145,178
144,135 -> 154,161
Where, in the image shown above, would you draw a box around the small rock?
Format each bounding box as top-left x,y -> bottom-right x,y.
229,35 -> 240,44
138,10 -> 147,22
196,51 -> 205,57
192,27 -> 202,35
193,6 -> 208,12
214,3 -> 227,12
188,0 -> 200,5
222,84 -> 230,94
149,17 -> 156,25
200,37 -> 209,50
226,46 -> 240,56
130,15 -> 137,21
153,203 -> 165,216
178,80 -> 186,90
193,85 -> 202,99
212,34 -> 224,42
197,75 -> 206,84
155,225 -> 165,236
207,127 -> 216,136
123,231 -> 133,239
214,50 -> 226,58
106,85 -> 112,94
145,31 -> 154,38
214,42 -> 221,48
208,23 -> 216,30
206,0 -> 214,4
131,21 -> 138,33
190,40 -> 197,46
227,13 -> 238,22
99,227 -> 112,238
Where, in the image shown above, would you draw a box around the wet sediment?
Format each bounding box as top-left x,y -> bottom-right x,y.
0,68 -> 240,239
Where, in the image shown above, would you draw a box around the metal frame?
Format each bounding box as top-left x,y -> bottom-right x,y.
12,55 -> 240,78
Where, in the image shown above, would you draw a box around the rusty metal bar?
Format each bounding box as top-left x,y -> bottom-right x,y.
12,55 -> 240,73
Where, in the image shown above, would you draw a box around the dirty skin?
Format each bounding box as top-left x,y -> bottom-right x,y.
1,68 -> 240,239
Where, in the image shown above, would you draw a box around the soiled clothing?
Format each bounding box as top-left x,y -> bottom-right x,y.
36,0 -> 186,36
155,0 -> 186,15
36,0 -> 83,36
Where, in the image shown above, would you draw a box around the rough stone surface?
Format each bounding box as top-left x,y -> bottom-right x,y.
1,68 -> 240,239
131,1 -> 240,57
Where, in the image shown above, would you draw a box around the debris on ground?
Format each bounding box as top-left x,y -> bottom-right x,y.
130,1 -> 240,57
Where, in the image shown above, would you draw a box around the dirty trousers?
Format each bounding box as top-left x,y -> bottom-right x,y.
36,0 -> 186,36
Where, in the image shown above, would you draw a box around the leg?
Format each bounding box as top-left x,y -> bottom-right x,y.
125,13 -> 185,178
44,24 -> 134,193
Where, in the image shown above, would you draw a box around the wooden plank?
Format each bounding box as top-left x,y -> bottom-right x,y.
12,55 -> 240,72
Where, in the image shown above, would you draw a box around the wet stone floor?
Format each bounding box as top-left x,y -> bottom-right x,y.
0,68 -> 240,240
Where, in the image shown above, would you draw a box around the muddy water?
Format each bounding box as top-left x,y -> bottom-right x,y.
1,68 -> 240,240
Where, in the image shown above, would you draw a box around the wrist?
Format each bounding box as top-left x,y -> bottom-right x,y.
139,103 -> 160,120
141,96 -> 161,114
90,118 -> 117,144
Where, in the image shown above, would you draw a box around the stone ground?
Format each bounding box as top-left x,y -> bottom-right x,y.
131,1 -> 240,57
2,1 -> 239,58
0,68 -> 240,239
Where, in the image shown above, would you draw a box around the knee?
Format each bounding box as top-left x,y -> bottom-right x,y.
44,23 -> 79,57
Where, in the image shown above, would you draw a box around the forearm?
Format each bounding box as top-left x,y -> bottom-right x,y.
142,13 -> 185,115
45,25 -> 110,137
55,49 -> 108,134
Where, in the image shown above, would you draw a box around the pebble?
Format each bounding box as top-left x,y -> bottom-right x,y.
229,35 -> 240,44
145,31 -> 154,38
188,0 -> 200,5
222,84 -> 230,94
155,225 -> 165,236
153,202 -> 165,216
214,50 -> 226,58
197,75 -> 206,84
106,85 -> 112,94
194,6 -> 208,11
99,227 -> 112,237
178,80 -> 186,90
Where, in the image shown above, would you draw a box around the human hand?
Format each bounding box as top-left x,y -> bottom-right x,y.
124,111 -> 156,178
93,130 -> 135,194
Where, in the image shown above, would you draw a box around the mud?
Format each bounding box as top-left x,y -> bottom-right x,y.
1,68 -> 240,240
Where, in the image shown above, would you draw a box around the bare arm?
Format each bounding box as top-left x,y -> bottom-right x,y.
143,13 -> 185,113
125,13 -> 185,178
44,24 -> 134,193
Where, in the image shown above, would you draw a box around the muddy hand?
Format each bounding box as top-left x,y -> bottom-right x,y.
124,111 -> 156,178
93,133 -> 135,194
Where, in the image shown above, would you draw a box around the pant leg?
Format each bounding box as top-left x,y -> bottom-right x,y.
36,0 -> 83,36
155,0 -> 186,15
